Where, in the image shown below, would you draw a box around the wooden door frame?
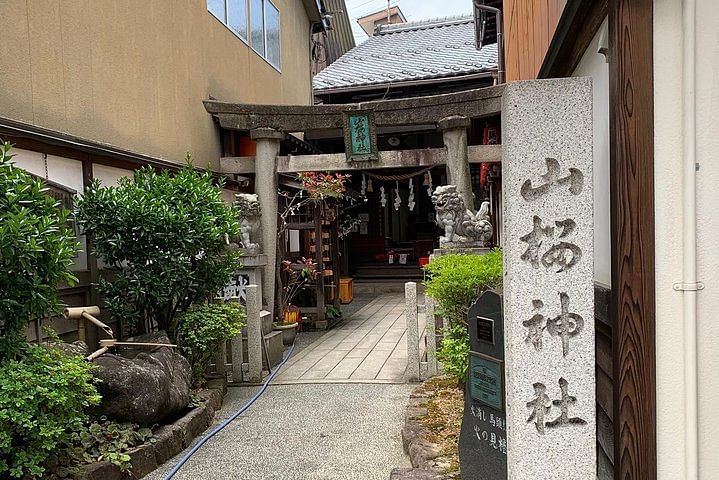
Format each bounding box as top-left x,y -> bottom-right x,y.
609,1 -> 657,479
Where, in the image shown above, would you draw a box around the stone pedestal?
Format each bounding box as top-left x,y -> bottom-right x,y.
502,78 -> 594,479
432,244 -> 490,257
439,115 -> 474,212
250,127 -> 284,319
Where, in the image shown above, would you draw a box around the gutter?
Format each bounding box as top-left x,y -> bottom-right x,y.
675,0 -> 702,477
473,2 -> 504,83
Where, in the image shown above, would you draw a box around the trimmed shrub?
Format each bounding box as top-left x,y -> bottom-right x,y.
424,250 -> 503,382
75,165 -> 241,340
177,302 -> 245,383
0,345 -> 100,478
423,249 -> 503,326
0,141 -> 79,359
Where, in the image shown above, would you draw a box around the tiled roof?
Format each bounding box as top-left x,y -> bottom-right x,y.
313,14 -> 498,93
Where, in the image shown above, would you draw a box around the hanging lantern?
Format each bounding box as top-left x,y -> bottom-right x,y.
367,178 -> 374,193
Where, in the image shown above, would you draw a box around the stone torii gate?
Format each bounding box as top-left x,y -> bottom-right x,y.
204,85 -> 504,314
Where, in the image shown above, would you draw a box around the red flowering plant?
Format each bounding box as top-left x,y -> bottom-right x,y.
296,172 -> 348,200
279,257 -> 320,324
275,172 -> 348,321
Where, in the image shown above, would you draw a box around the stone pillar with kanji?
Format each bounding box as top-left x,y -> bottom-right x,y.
502,78 -> 595,479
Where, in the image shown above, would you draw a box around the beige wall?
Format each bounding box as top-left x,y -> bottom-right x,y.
0,0 -> 312,169
654,0 -> 719,478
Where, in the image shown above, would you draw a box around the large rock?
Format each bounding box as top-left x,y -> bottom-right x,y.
92,331 -> 191,425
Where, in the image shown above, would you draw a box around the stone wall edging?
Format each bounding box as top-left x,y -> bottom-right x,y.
76,378 -> 227,480
391,378 -> 459,480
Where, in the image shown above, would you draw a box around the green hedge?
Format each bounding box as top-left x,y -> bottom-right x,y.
423,250 -> 503,382
423,249 -> 503,326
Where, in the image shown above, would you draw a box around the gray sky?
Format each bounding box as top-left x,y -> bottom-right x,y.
346,0 -> 475,43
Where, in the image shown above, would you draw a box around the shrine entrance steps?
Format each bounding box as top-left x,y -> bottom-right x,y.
273,292 -> 422,384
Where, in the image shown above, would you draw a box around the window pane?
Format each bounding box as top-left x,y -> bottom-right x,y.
207,0 -> 226,22
265,0 -> 280,68
250,0 -> 264,55
227,0 -> 248,39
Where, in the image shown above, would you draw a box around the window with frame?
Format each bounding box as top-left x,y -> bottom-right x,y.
207,0 -> 280,70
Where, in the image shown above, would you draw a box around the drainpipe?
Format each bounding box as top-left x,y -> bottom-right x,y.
473,2 -> 504,84
676,0 -> 700,477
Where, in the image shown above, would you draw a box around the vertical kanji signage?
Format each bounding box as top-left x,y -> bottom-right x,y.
502,78 -> 595,479
342,110 -> 378,162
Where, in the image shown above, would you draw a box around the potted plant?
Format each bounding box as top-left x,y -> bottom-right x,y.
275,257 -> 319,345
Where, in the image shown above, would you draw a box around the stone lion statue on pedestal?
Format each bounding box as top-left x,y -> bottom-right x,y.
235,193 -> 262,253
431,185 -> 493,246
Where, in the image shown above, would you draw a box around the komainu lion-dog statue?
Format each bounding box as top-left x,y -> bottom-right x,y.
431,185 -> 493,246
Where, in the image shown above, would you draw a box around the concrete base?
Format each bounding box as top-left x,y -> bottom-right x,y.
263,331 -> 284,369
241,330 -> 284,370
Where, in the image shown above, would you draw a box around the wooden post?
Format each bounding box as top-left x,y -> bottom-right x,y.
609,1 -> 657,478
314,204 -> 326,327
405,281 -> 420,382
247,285 -> 262,383
330,205 -> 341,310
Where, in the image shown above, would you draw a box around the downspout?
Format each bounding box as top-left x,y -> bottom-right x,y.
473,2 -> 504,84
676,0 -> 701,477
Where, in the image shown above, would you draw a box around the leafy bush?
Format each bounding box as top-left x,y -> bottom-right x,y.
0,141 -> 79,359
177,302 -> 245,383
435,324 -> 470,383
424,250 -> 502,383
0,345 -> 100,478
75,165 -> 241,339
423,249 -> 503,326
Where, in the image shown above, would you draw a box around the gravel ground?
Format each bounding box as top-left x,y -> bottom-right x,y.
146,382 -> 413,480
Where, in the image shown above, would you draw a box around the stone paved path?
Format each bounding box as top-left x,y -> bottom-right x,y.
275,293 -> 419,383
147,292 -> 418,479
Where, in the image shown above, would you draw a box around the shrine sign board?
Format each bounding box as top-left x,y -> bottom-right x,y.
342,110 -> 378,162
459,289 -> 507,480
502,78 -> 595,479
469,352 -> 503,410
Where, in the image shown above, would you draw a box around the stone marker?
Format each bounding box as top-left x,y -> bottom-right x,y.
246,285 -> 263,383
502,78 -> 594,479
405,281 -> 420,382
459,289 -> 506,480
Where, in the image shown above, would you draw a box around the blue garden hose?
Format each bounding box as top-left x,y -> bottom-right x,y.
163,342 -> 296,479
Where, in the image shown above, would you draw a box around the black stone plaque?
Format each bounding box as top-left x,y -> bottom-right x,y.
476,317 -> 495,344
459,289 -> 507,480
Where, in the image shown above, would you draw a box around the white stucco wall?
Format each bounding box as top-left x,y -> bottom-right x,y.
654,0 -> 719,478
573,18 -> 611,287
10,147 -> 88,271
